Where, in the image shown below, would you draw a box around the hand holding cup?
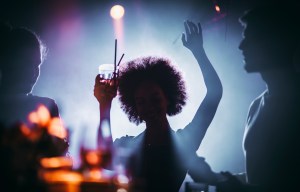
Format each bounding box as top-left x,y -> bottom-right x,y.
94,64 -> 118,103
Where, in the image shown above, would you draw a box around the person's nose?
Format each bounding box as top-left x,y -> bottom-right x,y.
239,39 -> 245,51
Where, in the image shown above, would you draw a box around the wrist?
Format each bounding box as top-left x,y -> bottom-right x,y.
100,100 -> 112,110
192,47 -> 205,56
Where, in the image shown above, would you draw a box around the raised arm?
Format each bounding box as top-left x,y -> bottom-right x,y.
181,21 -> 223,151
93,75 -> 118,149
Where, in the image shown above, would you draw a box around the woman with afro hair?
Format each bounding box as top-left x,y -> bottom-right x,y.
94,21 -> 222,192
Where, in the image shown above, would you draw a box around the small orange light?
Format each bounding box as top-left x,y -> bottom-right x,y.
40,157 -> 73,169
85,151 -> 101,166
48,117 -> 67,139
20,124 -> 31,136
36,105 -> 51,126
41,170 -> 83,183
28,111 -> 39,124
215,5 -> 221,13
88,169 -> 103,180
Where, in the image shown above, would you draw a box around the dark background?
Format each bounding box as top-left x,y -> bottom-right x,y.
0,0 -> 263,31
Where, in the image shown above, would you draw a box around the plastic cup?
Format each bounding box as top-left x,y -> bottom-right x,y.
98,64 -> 115,80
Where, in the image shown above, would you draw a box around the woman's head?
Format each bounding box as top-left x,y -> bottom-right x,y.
118,56 -> 187,125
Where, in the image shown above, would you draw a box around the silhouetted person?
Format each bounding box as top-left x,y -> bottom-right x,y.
216,3 -> 300,192
0,22 -> 69,192
94,21 -> 222,192
0,23 -> 60,127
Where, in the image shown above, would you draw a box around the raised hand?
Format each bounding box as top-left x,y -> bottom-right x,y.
93,74 -> 118,104
179,19 -> 223,158
181,20 -> 203,52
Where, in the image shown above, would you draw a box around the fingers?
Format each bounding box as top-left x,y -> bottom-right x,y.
184,20 -> 190,34
95,74 -> 101,85
181,33 -> 187,46
197,22 -> 203,36
94,74 -> 118,94
188,21 -> 198,34
184,20 -> 199,35
94,84 -> 117,102
182,20 -> 205,50
95,74 -> 117,87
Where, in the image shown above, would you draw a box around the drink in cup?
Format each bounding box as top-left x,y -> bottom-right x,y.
98,64 -> 115,80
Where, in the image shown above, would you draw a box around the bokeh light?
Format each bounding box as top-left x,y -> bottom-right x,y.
215,5 -> 221,13
110,5 -> 125,20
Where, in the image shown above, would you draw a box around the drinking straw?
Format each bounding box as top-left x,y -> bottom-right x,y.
114,39 -> 117,73
117,53 -> 125,67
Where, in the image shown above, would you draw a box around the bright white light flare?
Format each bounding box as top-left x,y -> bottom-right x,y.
110,5 -> 125,20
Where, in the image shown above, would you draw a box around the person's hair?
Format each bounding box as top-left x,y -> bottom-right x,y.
0,22 -> 47,69
239,3 -> 299,52
0,22 -> 12,62
118,56 -> 187,125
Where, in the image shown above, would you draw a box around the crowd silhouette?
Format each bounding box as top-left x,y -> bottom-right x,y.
1,2 -> 299,192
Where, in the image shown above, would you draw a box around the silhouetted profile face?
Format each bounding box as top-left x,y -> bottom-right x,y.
0,28 -> 42,94
239,24 -> 291,73
238,5 -> 298,73
239,24 -> 272,72
134,81 -> 169,126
